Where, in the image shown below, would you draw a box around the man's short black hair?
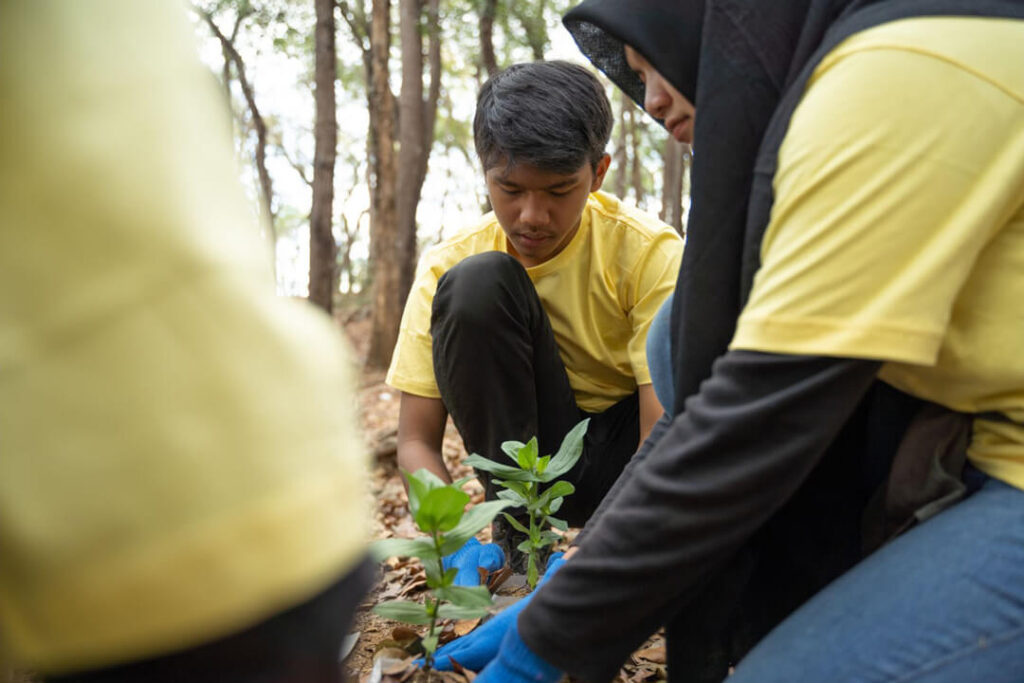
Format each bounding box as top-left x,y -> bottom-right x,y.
473,60 -> 613,174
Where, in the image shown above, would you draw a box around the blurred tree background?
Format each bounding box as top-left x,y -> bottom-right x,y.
190,0 -> 690,370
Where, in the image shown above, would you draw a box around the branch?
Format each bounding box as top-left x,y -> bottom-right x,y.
338,0 -> 371,56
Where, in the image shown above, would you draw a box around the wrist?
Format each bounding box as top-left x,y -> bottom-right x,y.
490,622 -> 561,683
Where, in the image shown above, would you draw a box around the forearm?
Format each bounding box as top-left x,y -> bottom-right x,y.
395,392 -> 450,495
520,351 -> 880,682
397,440 -> 452,488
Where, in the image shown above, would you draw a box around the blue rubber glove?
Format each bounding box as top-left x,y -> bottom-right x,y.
442,537 -> 506,587
431,552 -> 566,672
476,623 -> 562,683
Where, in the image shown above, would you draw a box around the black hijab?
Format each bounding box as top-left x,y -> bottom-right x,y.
565,0 -> 1024,416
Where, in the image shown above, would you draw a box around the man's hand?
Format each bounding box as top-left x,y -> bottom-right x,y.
443,537 -> 506,586
432,553 -> 566,671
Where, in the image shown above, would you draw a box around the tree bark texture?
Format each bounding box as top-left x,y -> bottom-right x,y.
629,108 -> 645,206
366,0 -> 441,370
660,138 -> 687,235
613,90 -> 630,199
478,0 -> 499,77
309,0 -> 339,312
366,0 -> 400,369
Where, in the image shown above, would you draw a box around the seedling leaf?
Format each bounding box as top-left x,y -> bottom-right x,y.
464,454 -> 534,481
373,600 -> 433,624
371,537 -> 439,562
434,585 -> 493,608
515,437 -> 539,470
546,515 -> 569,532
535,481 -> 574,512
527,554 -> 539,588
440,500 -> 516,555
501,513 -> 530,535
496,489 -> 528,506
415,486 -> 470,533
501,440 -> 527,463
540,419 -> 589,481
436,603 -> 491,620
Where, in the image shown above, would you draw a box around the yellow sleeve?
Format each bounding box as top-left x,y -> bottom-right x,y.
1,1 -> 367,673
626,230 -> 683,384
733,45 -> 1024,363
385,255 -> 445,398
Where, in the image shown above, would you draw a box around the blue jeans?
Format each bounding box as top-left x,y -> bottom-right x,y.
647,294 -> 675,413
730,469 -> 1024,682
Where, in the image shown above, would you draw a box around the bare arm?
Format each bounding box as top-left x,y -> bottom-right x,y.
396,392 -> 451,493
637,383 -> 664,448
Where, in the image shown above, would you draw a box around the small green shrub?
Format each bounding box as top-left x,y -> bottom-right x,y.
465,418 -> 589,588
371,469 -> 513,670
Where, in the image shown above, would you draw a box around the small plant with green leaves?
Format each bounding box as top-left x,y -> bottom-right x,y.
371,469 -> 513,670
465,418 -> 589,588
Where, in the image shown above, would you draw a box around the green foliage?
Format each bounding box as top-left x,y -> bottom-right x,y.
465,418 -> 588,587
370,469 -> 513,669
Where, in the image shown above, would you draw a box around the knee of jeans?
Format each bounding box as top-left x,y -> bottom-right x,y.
434,252 -> 527,327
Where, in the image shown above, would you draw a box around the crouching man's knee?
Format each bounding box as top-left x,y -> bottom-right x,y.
432,252 -> 532,330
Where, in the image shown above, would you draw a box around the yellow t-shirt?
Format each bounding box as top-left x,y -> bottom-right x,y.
1,1 -> 367,673
732,17 -> 1024,489
386,192 -> 683,413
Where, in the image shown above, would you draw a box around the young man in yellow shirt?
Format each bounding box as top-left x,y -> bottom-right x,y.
386,61 -> 683,573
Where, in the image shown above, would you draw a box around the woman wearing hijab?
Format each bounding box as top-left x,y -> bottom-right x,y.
431,1 -> 1024,681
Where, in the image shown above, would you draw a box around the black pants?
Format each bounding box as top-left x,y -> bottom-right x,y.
431,252 -> 639,549
48,557 -> 375,683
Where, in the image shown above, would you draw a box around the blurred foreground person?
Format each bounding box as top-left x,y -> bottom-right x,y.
0,2 -> 371,680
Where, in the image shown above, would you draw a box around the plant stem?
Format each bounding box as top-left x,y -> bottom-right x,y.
527,481 -> 540,588
423,530 -> 446,671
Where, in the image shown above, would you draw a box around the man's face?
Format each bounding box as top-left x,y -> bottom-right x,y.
485,155 -> 610,268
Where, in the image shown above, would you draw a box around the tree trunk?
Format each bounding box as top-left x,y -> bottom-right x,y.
309,0 -> 339,312
613,90 -> 629,199
630,108 -> 645,206
366,0 -> 400,369
660,138 -> 686,234
479,0 -> 498,77
395,0 -> 425,306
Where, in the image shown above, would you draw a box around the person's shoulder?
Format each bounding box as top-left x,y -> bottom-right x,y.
417,212 -> 506,273
824,16 -> 1024,95
586,191 -> 684,248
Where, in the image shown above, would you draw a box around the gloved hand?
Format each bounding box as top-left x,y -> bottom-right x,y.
442,537 -> 506,587
431,552 -> 566,672
476,622 -> 562,683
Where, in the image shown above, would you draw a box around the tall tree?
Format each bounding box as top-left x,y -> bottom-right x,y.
308,0 -> 338,312
355,0 -> 442,370
660,139 -> 688,234
363,0 -> 400,367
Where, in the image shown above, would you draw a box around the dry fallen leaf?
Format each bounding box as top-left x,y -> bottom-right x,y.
634,646 -> 667,664
452,618 -> 481,637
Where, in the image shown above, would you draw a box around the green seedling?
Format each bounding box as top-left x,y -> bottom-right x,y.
371,469 -> 514,670
465,418 -> 589,588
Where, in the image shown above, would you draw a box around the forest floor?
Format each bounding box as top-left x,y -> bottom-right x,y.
343,315 -> 667,683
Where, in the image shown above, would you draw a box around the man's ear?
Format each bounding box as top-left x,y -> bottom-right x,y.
590,153 -> 612,192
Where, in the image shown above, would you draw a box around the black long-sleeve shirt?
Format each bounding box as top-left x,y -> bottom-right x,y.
518,350 -> 880,682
